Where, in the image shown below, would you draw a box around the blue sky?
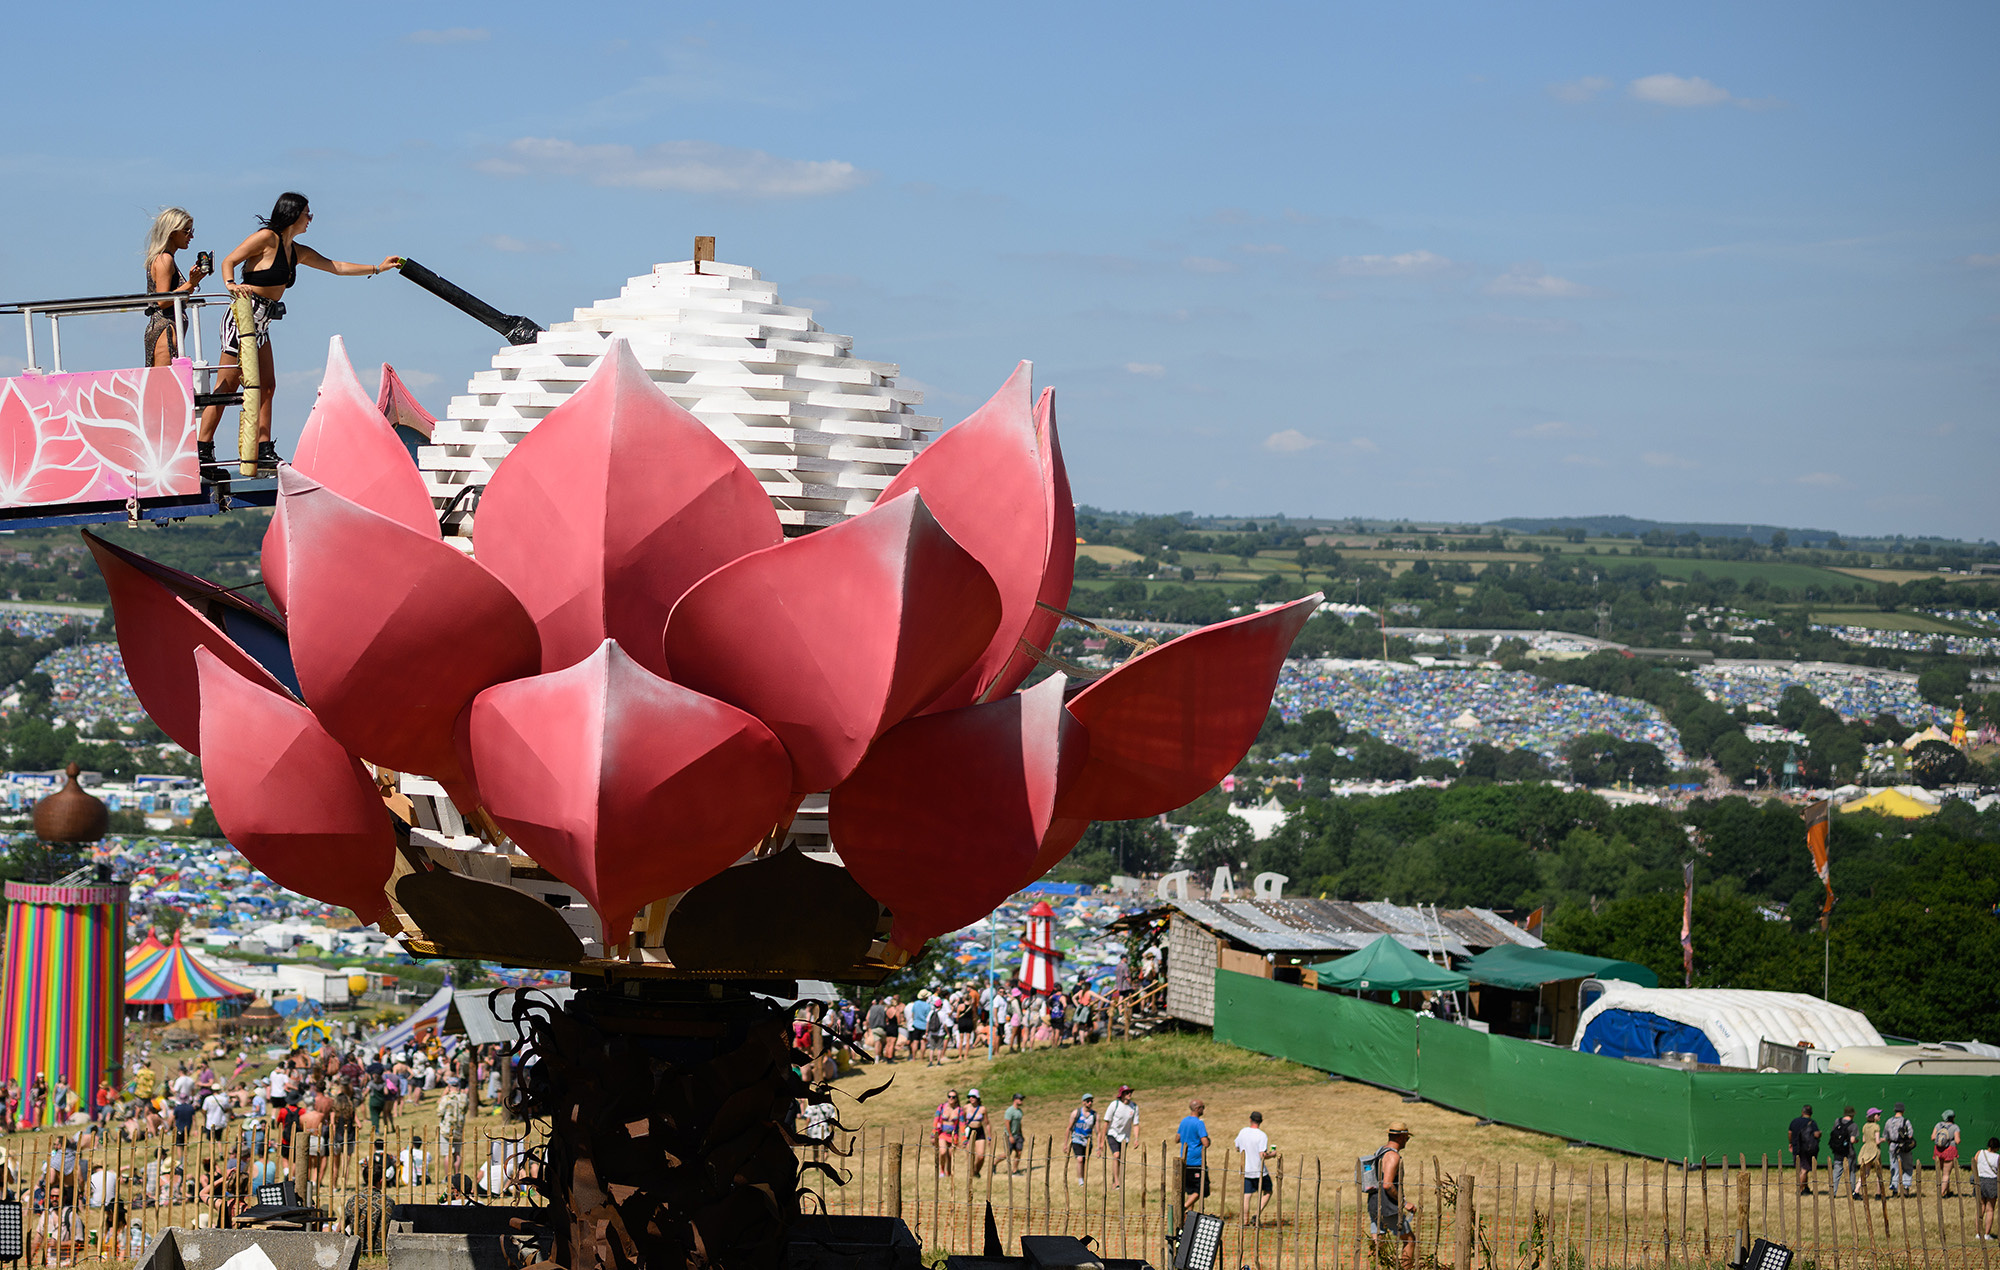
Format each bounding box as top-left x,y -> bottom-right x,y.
4,2 -> 1994,538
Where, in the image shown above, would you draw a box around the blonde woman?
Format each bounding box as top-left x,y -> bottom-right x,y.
143,208 -> 209,367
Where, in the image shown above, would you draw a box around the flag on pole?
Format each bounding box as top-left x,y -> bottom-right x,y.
1519,906 -> 1544,938
1680,860 -> 1695,987
1801,799 -> 1835,931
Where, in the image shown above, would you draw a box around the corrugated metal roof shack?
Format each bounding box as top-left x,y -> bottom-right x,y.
1141,899 -> 1541,1027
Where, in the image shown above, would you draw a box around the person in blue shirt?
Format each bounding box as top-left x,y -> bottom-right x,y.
1177,1098 -> 1210,1215
908,993 -> 933,1045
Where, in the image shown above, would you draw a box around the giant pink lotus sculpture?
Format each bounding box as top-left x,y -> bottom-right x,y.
94,335 -> 1317,970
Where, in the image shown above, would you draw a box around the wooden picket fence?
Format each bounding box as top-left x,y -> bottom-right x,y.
806,1130 -> 2000,1268
1,1119 -> 545,1265
13,1120 -> 1998,1268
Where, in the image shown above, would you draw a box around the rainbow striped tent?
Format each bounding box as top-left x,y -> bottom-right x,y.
125,934 -> 253,1020
126,930 -> 165,970
0,880 -> 127,1127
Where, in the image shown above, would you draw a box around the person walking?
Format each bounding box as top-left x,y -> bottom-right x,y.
1933,1110 -> 1962,1198
1178,1099 -> 1210,1216
864,998 -> 888,1063
1003,1094 -> 1028,1176
1066,1094 -> 1098,1184
933,1089 -> 963,1179
963,1090 -> 989,1178
1855,1108 -> 1887,1201
1235,1111 -> 1277,1228
1973,1136 -> 1999,1239
1363,1121 -> 1418,1269
1827,1107 -> 1857,1199
1104,1086 -> 1139,1189
925,994 -> 951,1067
1884,1103 -> 1917,1196
1789,1104 -> 1821,1195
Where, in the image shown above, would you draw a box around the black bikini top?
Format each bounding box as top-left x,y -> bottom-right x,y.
240,237 -> 297,289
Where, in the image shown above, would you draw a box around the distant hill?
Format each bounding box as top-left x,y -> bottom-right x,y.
1490,516 -> 1843,546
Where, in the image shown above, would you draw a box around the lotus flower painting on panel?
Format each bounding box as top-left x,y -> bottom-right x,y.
97,334 -> 1316,971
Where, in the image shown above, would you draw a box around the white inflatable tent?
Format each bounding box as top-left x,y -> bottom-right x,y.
1572,986 -> 1882,1069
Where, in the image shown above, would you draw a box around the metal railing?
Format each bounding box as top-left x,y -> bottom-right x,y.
0,290 -> 238,388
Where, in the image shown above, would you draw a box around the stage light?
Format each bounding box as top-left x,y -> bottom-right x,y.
1170,1212 -> 1224,1270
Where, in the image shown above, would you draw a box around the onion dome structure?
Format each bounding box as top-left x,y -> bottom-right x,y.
32,763 -> 108,845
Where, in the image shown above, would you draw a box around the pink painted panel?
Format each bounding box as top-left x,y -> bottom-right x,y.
0,361 -> 198,506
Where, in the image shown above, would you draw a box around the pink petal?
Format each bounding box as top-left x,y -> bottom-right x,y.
376,362 -> 436,442
1056,594 -> 1321,820
830,673 -> 1085,952
984,387 -> 1076,699
280,467 -> 539,790
195,648 -> 394,924
663,490 -> 1001,793
476,338 -> 780,676
458,638 -> 794,941
875,363 -> 1062,711
263,339 -> 440,612
85,532 -> 295,754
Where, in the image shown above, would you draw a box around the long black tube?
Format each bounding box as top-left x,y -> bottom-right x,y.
396,258 -> 544,346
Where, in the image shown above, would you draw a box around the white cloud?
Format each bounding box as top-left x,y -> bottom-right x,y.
1642,451 -> 1697,470
476,138 -> 868,198
1330,250 -> 1454,277
1487,264 -> 1594,298
1796,471 -> 1847,489
482,234 -> 565,254
1966,253 -> 2000,268
1514,420 -> 1594,440
1629,74 -> 1732,108
1264,430 -> 1320,453
1123,362 -> 1166,377
1181,256 -> 1237,274
406,27 -> 490,44
1550,77 -> 1611,104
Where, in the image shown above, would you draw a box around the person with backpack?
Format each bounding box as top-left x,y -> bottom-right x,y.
1361,1120 -> 1418,1269
1827,1107 -> 1857,1198
1933,1110 -> 1962,1199
1884,1103 -> 1918,1196
1788,1104 -> 1821,1196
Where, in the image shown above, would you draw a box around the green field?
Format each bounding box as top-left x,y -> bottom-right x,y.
1801,608 -> 1967,634
1599,555 -> 1855,590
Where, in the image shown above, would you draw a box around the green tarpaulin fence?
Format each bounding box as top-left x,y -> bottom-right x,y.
1212,970 -> 2000,1161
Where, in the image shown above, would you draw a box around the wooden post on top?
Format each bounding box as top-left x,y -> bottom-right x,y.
694,236 -> 715,274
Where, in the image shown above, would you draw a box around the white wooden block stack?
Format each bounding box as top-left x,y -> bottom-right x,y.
418,257 -> 940,537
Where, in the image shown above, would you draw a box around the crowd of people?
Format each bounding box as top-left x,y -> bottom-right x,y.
4,1031 -> 534,1256
850,970 -> 1144,1067
1785,1103 -> 2000,1239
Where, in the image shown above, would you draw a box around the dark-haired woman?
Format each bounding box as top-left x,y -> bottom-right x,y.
196,192 -> 399,474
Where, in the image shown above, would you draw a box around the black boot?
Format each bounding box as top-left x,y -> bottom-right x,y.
196,441 -> 226,485
256,441 -> 283,471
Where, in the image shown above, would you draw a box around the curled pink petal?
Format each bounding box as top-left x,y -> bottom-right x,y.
1056,594 -> 1322,821
459,638 -> 794,941
664,490 -> 1001,793
195,648 -> 394,924
85,530 -> 295,755
476,338 -> 781,675
876,363 -> 1057,711
985,387 -> 1076,699
376,362 -> 436,443
262,338 -> 439,611
830,673 -> 1085,952
281,467 -> 539,789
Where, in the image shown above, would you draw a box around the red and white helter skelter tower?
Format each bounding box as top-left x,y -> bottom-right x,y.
1017,900 -> 1063,994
